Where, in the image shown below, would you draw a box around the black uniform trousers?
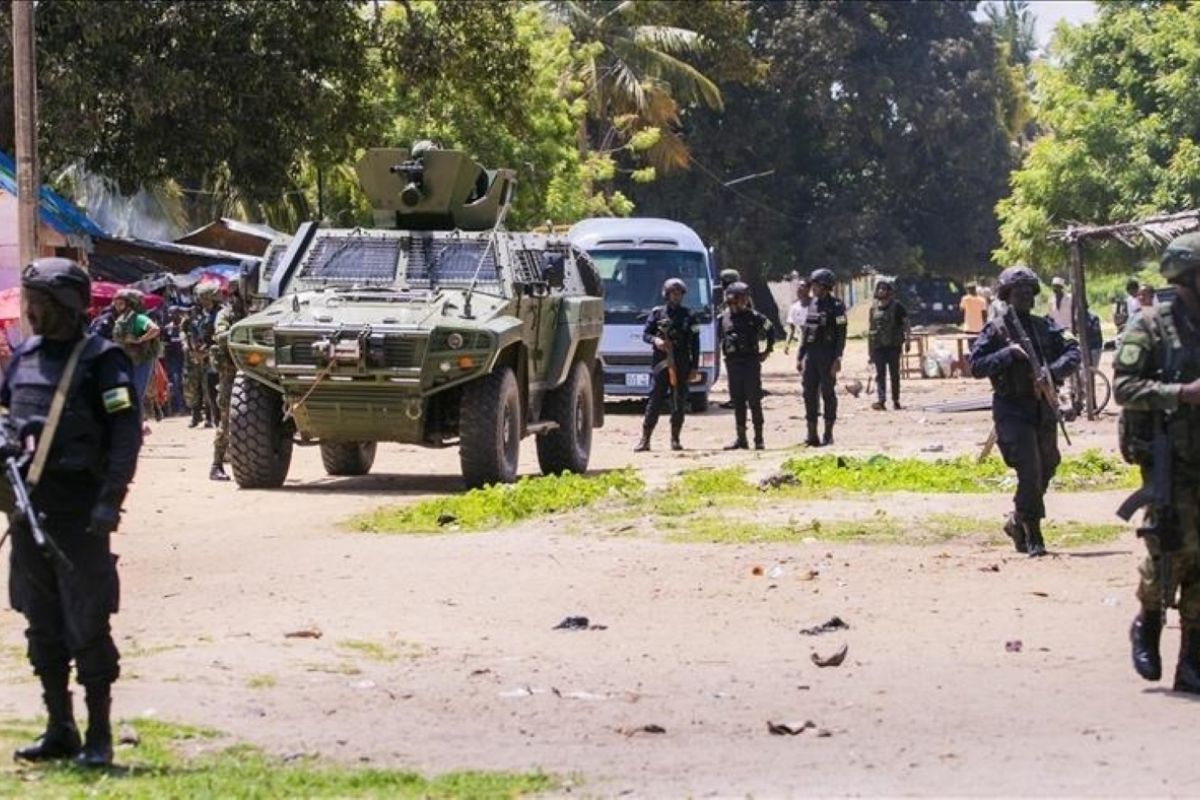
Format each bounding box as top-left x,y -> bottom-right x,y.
994,398 -> 1060,522
802,350 -> 838,423
8,476 -> 120,688
643,359 -> 690,433
871,346 -> 902,404
726,357 -> 763,434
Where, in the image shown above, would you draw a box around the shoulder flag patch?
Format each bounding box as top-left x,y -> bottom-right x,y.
102,386 -> 134,414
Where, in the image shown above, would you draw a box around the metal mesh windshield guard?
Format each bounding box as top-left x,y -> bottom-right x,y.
296,235 -> 402,285
404,238 -> 498,285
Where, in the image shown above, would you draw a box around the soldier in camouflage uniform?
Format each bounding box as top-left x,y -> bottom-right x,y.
183,284 -> 220,428
208,284 -> 246,481
1114,233 -> 1200,693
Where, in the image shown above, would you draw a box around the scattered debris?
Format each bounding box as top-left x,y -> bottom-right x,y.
469,668 -> 492,677
1030,591 -> 1049,598
284,626 -> 323,640
800,617 -> 849,636
500,686 -> 538,698
751,566 -> 764,576
767,564 -> 785,579
619,724 -> 666,736
1005,640 -> 1023,653
117,725 -> 140,747
844,379 -> 864,398
920,444 -> 945,453
811,644 -> 849,668
554,616 -> 590,630
768,720 -> 816,736
816,728 -> 834,738
436,512 -> 457,527
758,472 -> 799,491
923,396 -> 993,413
979,564 -> 1001,573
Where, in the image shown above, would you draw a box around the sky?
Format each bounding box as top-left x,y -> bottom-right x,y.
976,1 -> 1099,52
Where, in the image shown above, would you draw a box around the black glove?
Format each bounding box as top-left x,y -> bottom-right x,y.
88,503 -> 121,538
0,417 -> 21,460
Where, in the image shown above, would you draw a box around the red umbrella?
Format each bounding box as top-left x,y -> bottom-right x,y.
89,281 -> 163,317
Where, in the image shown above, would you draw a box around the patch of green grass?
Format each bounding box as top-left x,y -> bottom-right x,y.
0,718 -> 553,798
336,639 -> 423,663
245,673 -> 277,689
349,468 -> 644,534
778,451 -> 1135,494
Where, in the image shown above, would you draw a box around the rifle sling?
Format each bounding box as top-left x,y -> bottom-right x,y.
27,337 -> 89,490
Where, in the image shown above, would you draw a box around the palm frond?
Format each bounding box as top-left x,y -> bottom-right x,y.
1058,209 -> 1200,247
631,25 -> 706,55
626,43 -> 723,110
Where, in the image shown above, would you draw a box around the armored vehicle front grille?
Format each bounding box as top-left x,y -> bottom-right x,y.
262,245 -> 285,281
604,353 -> 653,367
277,332 -> 426,369
404,238 -> 498,285
297,235 -> 402,285
513,250 -> 542,284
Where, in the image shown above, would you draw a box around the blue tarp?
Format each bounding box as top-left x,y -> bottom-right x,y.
0,151 -> 107,239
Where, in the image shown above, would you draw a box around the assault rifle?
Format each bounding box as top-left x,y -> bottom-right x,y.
1,432 -> 73,572
653,317 -> 678,388
1005,309 -> 1071,446
1117,412 -> 1180,607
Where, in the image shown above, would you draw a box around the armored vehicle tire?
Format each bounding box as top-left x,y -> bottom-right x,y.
228,374 -> 294,489
688,392 -> 709,413
320,441 -> 377,476
460,366 -> 521,489
537,361 -> 593,476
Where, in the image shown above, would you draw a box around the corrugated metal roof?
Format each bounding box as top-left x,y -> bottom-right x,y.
0,151 -> 107,239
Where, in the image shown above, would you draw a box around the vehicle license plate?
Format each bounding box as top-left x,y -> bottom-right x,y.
625,373 -> 650,387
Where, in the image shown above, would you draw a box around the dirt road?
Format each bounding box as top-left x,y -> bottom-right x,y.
2,343 -> 1196,797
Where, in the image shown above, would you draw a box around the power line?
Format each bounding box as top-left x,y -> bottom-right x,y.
684,153 -> 797,221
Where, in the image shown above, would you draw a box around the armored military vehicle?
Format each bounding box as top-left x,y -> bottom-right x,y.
225,145 -> 604,489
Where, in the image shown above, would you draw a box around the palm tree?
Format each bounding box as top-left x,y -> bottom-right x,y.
544,0 -> 723,171
983,0 -> 1038,67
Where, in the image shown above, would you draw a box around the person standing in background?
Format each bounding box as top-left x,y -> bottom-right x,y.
784,279 -> 812,355
960,283 -> 988,340
1048,277 -> 1074,330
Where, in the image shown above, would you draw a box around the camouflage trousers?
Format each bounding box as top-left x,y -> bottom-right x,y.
212,365 -> 236,464
1137,482 -> 1200,624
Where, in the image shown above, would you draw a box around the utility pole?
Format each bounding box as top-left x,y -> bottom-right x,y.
13,0 -> 39,270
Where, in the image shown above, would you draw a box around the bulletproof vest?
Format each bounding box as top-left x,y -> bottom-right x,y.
869,302 -> 902,348
5,335 -> 112,477
721,309 -> 760,358
989,313 -> 1053,398
1123,303 -> 1200,469
654,305 -> 694,356
804,297 -> 841,347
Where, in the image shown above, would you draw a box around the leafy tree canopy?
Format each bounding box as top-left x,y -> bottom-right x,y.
995,2 -> 1200,271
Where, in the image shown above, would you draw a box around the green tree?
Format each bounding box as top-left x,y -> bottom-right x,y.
994,2 -> 1200,270
983,0 -> 1038,66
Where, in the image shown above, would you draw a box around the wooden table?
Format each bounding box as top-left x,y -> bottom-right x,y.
936,332 -> 978,377
902,330 -> 932,378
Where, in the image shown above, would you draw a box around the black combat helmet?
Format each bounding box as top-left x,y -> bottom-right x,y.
725,281 -> 749,298
21,258 -> 91,314
719,268 -> 741,288
662,277 -> 688,297
1161,233 -> 1200,284
810,268 -> 836,289
995,265 -> 1040,301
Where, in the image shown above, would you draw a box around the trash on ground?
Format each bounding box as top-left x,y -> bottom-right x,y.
554,616 -> 591,630
1005,640 -> 1023,653
768,720 -> 816,736
920,444 -> 945,453
117,725 -> 140,747
811,644 -> 849,668
284,626 -> 323,639
800,616 -> 849,636
619,724 -> 666,736
758,472 -> 799,491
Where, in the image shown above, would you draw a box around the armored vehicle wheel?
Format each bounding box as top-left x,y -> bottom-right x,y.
228,374 -> 294,488
320,441 -> 377,476
537,361 -> 593,475
688,392 -> 709,413
460,366 -> 521,489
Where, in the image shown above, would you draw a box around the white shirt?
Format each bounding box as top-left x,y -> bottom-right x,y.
1127,295 -> 1143,318
787,299 -> 811,330
1048,292 -> 1073,329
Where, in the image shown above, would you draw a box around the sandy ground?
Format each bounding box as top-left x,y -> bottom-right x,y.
2,340 -> 1198,798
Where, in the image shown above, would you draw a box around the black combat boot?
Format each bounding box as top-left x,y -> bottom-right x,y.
209,463 -> 230,482
1174,625 -> 1200,694
1003,513 -> 1028,554
15,676 -> 81,762
74,685 -> 113,768
1130,610 -> 1164,681
188,408 -> 202,428
805,420 -> 820,447
723,431 -> 749,450
753,426 -> 764,451
1025,519 -> 1047,558
670,422 -> 683,451
633,427 -> 652,453
821,420 -> 835,447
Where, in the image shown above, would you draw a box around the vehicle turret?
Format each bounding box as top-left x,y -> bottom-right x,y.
354,145 -> 516,232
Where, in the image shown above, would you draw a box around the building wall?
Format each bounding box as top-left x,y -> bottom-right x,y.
0,193 -> 81,288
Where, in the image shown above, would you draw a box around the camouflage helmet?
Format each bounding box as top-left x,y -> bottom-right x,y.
21,258 -> 91,315
662,277 -> 687,297
809,268 -> 836,289
719,268 -> 741,286
874,278 -> 894,292
1160,233 -> 1200,284
115,287 -> 144,311
995,265 -> 1040,301
725,281 -> 750,298
194,281 -> 221,300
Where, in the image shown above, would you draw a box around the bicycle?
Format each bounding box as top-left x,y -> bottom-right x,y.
1060,360 -> 1111,419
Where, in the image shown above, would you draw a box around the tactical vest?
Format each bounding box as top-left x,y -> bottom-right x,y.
989,312 -> 1052,399
804,298 -> 842,347
721,309 -> 761,359
869,302 -> 902,348
1118,302 -> 1200,468
5,335 -> 113,477
113,312 -> 159,365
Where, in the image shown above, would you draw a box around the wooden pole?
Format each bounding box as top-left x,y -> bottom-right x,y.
12,0 -> 39,269
1068,236 -> 1096,420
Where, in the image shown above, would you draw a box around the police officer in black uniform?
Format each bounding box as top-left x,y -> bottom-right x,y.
3,259 -> 142,767
798,268 -> 847,447
719,282 -> 774,450
969,265 -> 1079,557
635,278 -> 701,452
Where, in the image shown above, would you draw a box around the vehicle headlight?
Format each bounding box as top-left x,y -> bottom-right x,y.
446,332 -> 464,350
